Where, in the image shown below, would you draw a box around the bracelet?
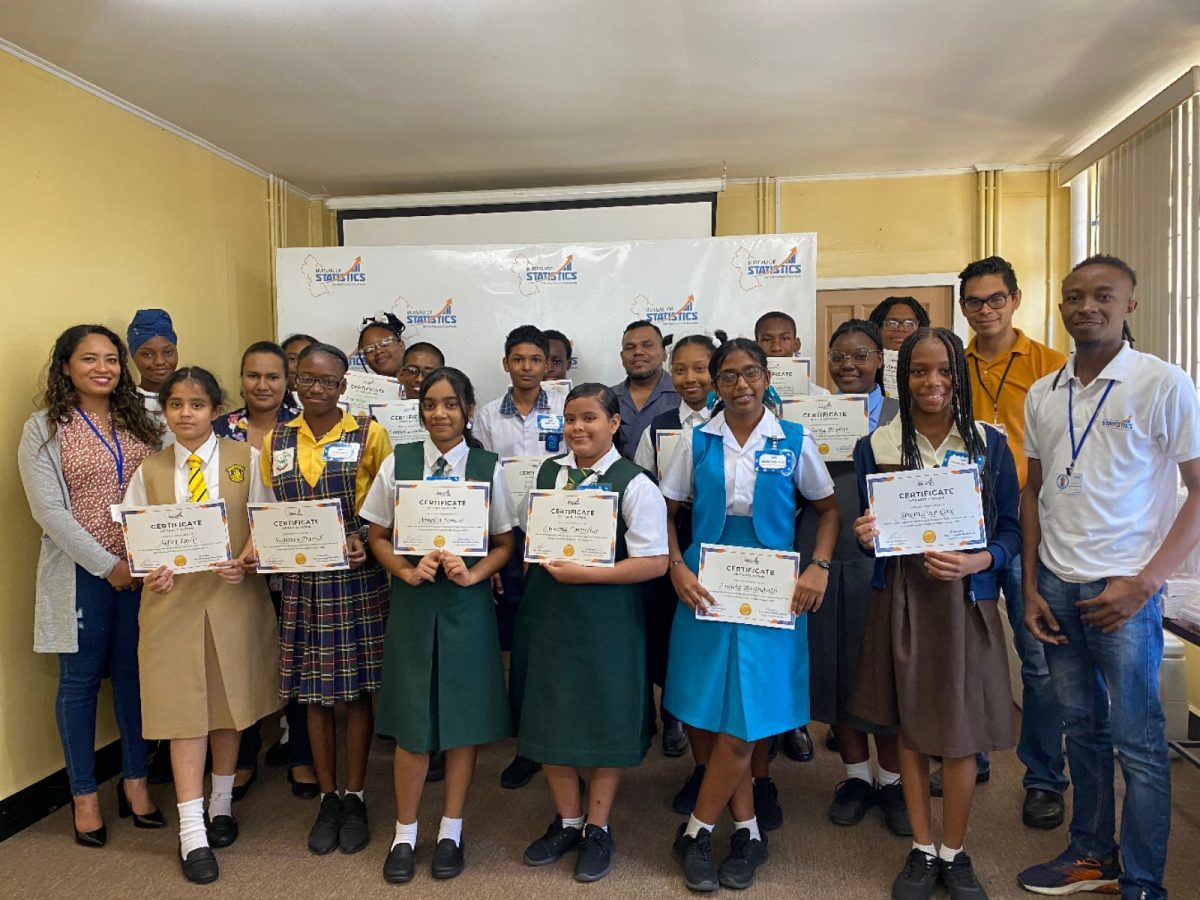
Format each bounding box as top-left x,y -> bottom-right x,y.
669,559 -> 686,569
808,558 -> 832,571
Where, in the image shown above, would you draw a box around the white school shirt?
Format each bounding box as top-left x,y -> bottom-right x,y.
123,432 -> 273,506
633,401 -> 710,473
359,437 -> 516,534
516,445 -> 668,557
659,409 -> 834,514
472,387 -> 565,458
1024,342 -> 1200,583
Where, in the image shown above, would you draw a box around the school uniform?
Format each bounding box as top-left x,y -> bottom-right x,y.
124,435 -> 281,738
509,446 -> 668,767
660,409 -> 834,741
611,370 -> 680,460
260,412 -> 392,705
849,417 -> 1019,758
361,438 -> 516,752
473,387 -> 566,458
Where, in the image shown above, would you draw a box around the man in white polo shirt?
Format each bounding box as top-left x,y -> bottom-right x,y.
1018,255 -> 1200,900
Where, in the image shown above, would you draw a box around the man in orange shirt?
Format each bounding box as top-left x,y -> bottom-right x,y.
951,256 -> 1069,830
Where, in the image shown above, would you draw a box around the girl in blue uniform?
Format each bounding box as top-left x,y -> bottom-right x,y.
661,338 -> 840,892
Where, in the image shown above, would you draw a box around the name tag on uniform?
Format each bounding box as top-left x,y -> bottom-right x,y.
575,483 -> 612,492
942,449 -> 971,467
754,448 -> 796,476
425,474 -> 460,482
1055,472 -> 1083,496
537,414 -> 564,433
322,442 -> 361,463
272,447 -> 295,475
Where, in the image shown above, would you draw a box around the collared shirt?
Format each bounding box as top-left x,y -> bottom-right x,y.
611,370 -> 680,460
473,387 -> 564,458
259,411 -> 392,511
360,437 -> 516,534
515,445 -> 668,557
869,413 -> 992,468
865,385 -> 885,430
1025,342 -> 1200,583
214,401 -> 303,444
965,329 -> 1066,488
633,400 -> 709,473
660,409 -> 834,515
124,431 -> 273,506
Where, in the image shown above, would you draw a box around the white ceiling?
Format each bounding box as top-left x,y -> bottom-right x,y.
3,0 -> 1198,196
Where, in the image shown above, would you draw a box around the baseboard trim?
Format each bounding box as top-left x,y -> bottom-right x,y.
0,741 -> 123,842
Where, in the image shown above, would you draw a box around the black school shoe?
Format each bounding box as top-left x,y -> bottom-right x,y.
782,726 -> 814,762
891,848 -> 939,900
382,842 -> 415,884
878,782 -> 914,836
939,851 -> 988,900
663,718 -> 690,758
432,838 -> 465,879
308,793 -> 342,855
180,845 -> 219,885
752,777 -> 783,831
574,825 -> 614,882
1022,788 -> 1065,830
673,824 -> 719,893
523,816 -> 583,866
339,794 -> 370,854
501,754 -> 542,789
829,778 -> 875,826
426,750 -> 446,784
205,813 -> 239,848
672,764 -> 706,815
718,827 -> 768,890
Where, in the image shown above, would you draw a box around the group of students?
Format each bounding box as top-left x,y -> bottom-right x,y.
17,252 -> 1194,900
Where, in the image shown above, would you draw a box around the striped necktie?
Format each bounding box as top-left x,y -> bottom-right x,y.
187,453 -> 209,503
432,455 -> 451,478
565,467 -> 594,490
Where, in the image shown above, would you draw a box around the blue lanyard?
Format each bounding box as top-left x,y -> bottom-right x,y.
1066,378 -> 1115,475
75,407 -> 126,491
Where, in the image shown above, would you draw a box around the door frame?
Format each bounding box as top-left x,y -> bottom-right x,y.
815,273 -> 968,344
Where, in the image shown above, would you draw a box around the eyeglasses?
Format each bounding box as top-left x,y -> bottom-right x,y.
715,365 -> 766,386
882,318 -> 919,331
961,292 -> 1011,313
401,365 -> 437,379
295,374 -> 342,390
361,336 -> 399,355
827,349 -> 881,365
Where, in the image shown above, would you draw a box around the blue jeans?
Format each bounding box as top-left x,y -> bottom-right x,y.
1038,564 -> 1170,900
56,566 -> 149,796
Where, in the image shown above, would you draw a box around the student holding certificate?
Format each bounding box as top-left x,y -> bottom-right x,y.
509,384 -> 668,884
850,327 -> 1019,900
124,368 -> 280,884
361,368 -> 516,884
660,338 -> 840,892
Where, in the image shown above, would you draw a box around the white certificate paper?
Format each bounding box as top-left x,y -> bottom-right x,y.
655,429 -> 683,481
393,481 -> 490,556
524,489 -> 618,567
369,400 -> 425,446
883,349 -> 899,399
696,543 -> 800,630
339,370 -> 403,416
780,395 -> 869,461
120,500 -> 233,575
247,499 -> 349,572
766,357 -> 812,399
500,456 -> 545,517
868,466 -> 987,557
541,379 -> 572,405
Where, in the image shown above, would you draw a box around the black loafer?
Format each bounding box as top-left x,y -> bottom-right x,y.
205,814 -> 238,848
181,845 -> 219,885
878,782 -> 913,836
752,777 -> 783,831
782,726 -> 814,762
663,718 -> 690,758
574,825 -> 614,883
308,794 -> 342,855
1022,788 -> 1065,830
672,764 -> 706,815
425,750 -> 446,784
824,727 -> 838,752
287,768 -> 320,800
382,842 -> 415,884
523,816 -> 583,866
718,827 -> 768,890
339,794 -> 370,854
432,837 -> 465,879
829,778 -> 875,826
501,754 -> 542,790
673,824 -> 718,893
231,766 -> 257,803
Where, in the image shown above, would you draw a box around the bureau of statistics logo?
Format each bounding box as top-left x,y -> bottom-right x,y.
403,298 -> 458,329
630,293 -> 701,325
300,255 -> 366,296
731,245 -> 804,291
514,254 -> 579,296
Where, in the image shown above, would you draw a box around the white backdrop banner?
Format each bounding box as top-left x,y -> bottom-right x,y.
275,234 -> 817,404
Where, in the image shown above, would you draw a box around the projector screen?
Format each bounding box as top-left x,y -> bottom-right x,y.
338,195 -> 716,246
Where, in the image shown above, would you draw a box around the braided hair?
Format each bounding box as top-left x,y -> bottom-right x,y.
829,319 -> 885,388
894,327 -> 996,533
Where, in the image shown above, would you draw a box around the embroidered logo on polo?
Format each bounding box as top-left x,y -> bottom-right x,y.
1101,414 -> 1134,431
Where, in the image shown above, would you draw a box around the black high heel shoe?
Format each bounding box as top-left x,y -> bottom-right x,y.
117,778 -> 166,829
72,797 -> 107,847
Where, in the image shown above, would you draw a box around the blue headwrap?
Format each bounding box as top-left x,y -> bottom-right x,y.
127,308 -> 177,353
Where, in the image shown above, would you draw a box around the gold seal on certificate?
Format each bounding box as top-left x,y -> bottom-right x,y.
867,466 -> 987,557
500,456 -> 545,515
339,370 -> 403,416
780,395 -> 870,461
393,481 -> 491,556
369,400 -> 425,446
524,489 -> 619,567
247,499 -> 350,572
765,357 -> 812,399
696,543 -> 800,630
120,500 -> 233,575
654,429 -> 683,481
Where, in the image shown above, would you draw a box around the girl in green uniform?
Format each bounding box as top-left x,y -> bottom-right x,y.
510,383 -> 669,883
362,367 -> 516,884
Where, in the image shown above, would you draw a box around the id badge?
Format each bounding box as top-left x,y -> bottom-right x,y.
323,442 -> 361,463
426,474 -> 460,482
1054,471 -> 1083,496
272,447 -> 295,476
754,448 -> 796,476
537,414 -> 564,433
575,483 -> 612,492
942,449 -> 971,467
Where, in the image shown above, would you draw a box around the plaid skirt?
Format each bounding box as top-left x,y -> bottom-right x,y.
279,562 -> 389,706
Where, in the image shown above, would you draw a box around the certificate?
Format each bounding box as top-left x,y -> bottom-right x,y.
120,500 -> 233,575
339,370 -> 403,416
247,500 -> 349,572
393,481 -> 490,556
369,400 -> 425,446
882,349 -> 899,399
780,394 -> 869,461
695,543 -> 800,630
524,489 -> 618,567
500,456 -> 545,516
765,357 -> 812,398
541,379 -> 572,405
655,429 -> 683,481
867,466 -> 987,557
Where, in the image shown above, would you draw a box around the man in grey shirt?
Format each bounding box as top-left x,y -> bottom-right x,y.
610,320 -> 680,460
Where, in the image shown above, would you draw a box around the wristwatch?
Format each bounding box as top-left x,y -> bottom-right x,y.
669,559 -> 686,569
809,558 -> 832,571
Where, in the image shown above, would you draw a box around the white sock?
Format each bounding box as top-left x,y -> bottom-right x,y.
939,844 -> 962,862
733,817 -> 761,841
685,814 -> 714,838
913,841 -> 936,858
208,772 -> 235,819
438,816 -> 463,846
587,822 -> 608,832
844,761 -> 873,785
392,820 -> 418,851
876,765 -> 901,787
561,814 -> 585,831
345,789 -> 364,802
178,798 -> 208,858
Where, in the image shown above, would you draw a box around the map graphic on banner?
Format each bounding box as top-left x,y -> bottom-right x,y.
277,234 -> 817,404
